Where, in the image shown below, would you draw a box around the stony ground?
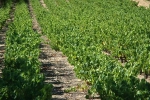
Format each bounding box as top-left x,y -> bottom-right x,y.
39,36 -> 90,100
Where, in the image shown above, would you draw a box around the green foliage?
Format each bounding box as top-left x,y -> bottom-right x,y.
31,0 -> 150,99
0,0 -> 11,29
0,0 -> 53,99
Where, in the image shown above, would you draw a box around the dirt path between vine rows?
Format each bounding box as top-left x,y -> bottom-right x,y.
28,0 -> 100,99
0,1 -> 16,77
133,0 -> 150,8
39,0 -> 48,10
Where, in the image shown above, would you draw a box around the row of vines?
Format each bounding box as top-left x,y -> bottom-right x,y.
0,0 -> 11,29
0,0 -> 52,99
31,0 -> 150,99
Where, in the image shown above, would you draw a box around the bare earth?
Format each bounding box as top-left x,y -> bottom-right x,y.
133,0 -> 150,8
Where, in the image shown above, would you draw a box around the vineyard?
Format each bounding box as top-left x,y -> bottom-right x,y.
0,0 -> 150,100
